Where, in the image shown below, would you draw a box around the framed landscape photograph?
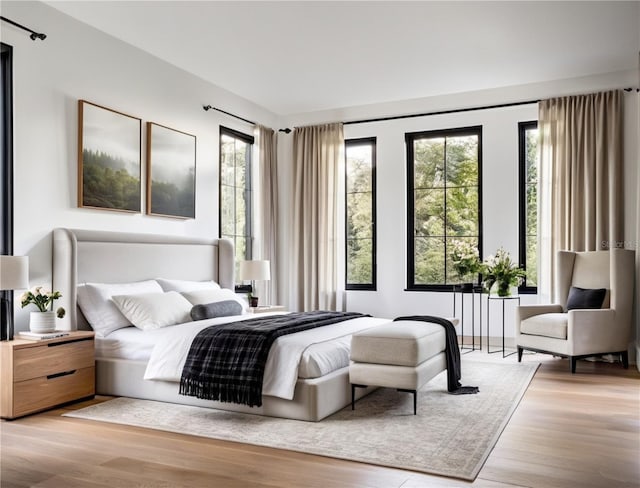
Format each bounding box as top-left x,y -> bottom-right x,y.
146,122 -> 196,219
78,100 -> 142,212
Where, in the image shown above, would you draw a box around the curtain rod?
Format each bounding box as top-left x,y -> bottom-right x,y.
0,16 -> 46,40
278,87 -> 639,133
203,104 -> 256,126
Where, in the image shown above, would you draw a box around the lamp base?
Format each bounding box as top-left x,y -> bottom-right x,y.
0,296 -> 13,341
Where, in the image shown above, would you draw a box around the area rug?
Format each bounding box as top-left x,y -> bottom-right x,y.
64,360 -> 538,481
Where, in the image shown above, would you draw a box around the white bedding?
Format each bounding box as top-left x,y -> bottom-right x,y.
140,313 -> 389,400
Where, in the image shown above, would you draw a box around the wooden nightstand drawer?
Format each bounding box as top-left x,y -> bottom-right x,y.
1,331 -> 95,419
13,367 -> 95,418
13,339 -> 94,382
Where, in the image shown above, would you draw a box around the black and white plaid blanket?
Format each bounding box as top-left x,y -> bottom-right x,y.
179,311 -> 366,407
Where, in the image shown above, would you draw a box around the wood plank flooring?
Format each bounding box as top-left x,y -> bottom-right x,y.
1,352 -> 639,487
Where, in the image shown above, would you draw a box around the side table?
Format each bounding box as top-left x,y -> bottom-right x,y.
486,295 -> 520,357
452,284 -> 483,352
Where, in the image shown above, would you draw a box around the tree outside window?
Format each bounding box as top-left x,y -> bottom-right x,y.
219,127 -> 253,264
345,138 -> 376,290
406,126 -> 482,290
518,121 -> 539,292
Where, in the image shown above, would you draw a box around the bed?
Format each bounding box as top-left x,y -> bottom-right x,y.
52,228 -> 396,421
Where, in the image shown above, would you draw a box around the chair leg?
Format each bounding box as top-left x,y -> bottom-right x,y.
621,351 -> 629,369
570,356 -> 577,374
351,384 -> 355,410
517,346 -> 523,363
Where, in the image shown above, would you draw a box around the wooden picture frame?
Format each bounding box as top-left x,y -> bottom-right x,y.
146,122 -> 196,219
78,100 -> 142,212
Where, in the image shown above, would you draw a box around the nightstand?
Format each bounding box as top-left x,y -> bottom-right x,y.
0,330 -> 95,419
248,305 -> 286,314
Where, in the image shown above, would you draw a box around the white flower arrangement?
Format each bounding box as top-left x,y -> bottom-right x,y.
449,240 -> 481,279
20,285 -> 66,318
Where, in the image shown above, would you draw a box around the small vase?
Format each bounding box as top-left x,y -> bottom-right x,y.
29,311 -> 56,333
249,296 -> 259,307
496,281 -> 511,297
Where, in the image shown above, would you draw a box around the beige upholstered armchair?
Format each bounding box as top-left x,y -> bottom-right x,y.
515,249 -> 635,373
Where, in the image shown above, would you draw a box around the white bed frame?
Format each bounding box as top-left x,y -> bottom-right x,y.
52,228 -> 376,421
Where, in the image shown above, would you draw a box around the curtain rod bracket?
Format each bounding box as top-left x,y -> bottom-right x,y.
279,128 -> 292,134
1,16 -> 46,41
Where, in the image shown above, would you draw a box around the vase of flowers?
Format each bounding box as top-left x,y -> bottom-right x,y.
20,286 -> 66,333
449,240 -> 481,288
481,248 -> 526,297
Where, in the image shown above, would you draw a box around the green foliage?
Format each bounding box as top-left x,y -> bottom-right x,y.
524,127 -> 539,287
220,135 -> 252,263
82,149 -> 140,211
150,167 -> 195,218
20,286 -> 64,314
346,144 -> 374,285
482,248 -> 526,295
412,134 -> 479,285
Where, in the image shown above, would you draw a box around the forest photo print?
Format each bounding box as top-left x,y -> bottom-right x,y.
78,100 -> 141,212
146,122 -> 196,219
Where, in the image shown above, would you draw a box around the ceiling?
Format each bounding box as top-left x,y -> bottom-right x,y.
45,1 -> 639,116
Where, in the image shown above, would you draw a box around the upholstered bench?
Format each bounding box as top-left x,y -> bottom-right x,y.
349,319 -> 454,414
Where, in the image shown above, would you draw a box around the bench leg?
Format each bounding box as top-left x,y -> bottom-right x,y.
397,388 -> 418,415
351,384 -> 367,411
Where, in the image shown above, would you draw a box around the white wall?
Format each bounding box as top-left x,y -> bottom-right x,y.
1,1 -> 279,330
279,70 -> 639,346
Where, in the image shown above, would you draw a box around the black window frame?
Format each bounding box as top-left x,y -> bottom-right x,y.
518,120 -> 538,294
345,137 -> 377,291
218,126 -> 254,261
1,42 -> 14,340
406,125 -> 483,292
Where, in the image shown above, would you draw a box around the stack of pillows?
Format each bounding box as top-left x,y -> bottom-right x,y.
77,278 -> 247,337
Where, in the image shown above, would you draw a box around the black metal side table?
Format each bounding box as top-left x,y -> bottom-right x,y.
486,295 -> 520,357
452,284 -> 483,352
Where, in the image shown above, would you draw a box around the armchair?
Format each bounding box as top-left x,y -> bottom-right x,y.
515,249 -> 635,373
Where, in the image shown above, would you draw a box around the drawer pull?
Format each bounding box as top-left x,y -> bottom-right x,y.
48,338 -> 91,347
47,370 -> 76,380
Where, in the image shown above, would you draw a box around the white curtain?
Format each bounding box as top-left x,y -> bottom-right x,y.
257,125 -> 279,306
291,123 -> 344,311
538,90 -> 624,302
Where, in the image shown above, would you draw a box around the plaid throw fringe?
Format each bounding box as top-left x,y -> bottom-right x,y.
179,311 -> 366,407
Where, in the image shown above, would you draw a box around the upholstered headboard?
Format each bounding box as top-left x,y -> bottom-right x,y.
52,228 -> 235,331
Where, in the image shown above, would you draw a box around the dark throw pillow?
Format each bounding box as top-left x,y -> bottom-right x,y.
565,287 -> 606,311
190,300 -> 243,321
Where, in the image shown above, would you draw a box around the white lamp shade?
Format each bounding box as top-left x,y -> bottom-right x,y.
0,256 -> 29,290
239,260 -> 271,281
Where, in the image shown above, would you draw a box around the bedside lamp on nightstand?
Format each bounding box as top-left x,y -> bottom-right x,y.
239,260 -> 271,308
0,255 -> 29,341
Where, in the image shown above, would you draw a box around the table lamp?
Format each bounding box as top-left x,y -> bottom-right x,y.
239,260 -> 270,307
0,255 -> 29,341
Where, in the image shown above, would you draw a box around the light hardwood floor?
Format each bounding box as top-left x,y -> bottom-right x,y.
1,352 -> 639,488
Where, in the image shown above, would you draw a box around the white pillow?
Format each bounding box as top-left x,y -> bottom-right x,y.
77,280 -> 163,337
181,288 -> 248,312
156,278 -> 221,292
112,291 -> 193,331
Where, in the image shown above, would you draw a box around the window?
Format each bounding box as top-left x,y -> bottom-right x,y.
345,138 -> 376,290
518,121 -> 539,293
219,127 -> 254,262
406,126 -> 482,290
